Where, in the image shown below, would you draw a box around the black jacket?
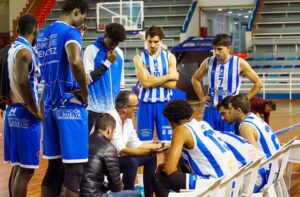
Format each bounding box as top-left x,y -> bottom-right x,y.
0,44 -> 11,110
80,132 -> 122,197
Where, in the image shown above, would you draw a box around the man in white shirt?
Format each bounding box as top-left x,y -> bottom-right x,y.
109,90 -> 168,197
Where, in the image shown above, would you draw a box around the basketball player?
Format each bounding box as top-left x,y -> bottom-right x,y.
4,14 -> 42,197
216,131 -> 267,192
228,95 -> 281,158
83,23 -> 126,132
217,96 -> 240,134
36,0 -> 89,196
133,26 -> 179,142
191,34 -> 262,132
152,100 -> 239,197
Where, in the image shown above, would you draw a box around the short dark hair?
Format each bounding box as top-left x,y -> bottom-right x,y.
212,34 -> 231,47
94,113 -> 116,131
229,94 -> 250,114
163,100 -> 194,124
62,0 -> 89,15
105,23 -> 126,43
217,96 -> 233,110
266,100 -> 276,110
18,14 -> 38,36
145,26 -> 164,40
115,90 -> 135,110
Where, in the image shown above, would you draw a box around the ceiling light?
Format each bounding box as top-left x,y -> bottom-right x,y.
218,8 -> 222,11
238,13 -> 242,16
244,15 -> 249,18
228,11 -> 232,14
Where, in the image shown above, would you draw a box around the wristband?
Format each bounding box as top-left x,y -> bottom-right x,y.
103,59 -> 112,68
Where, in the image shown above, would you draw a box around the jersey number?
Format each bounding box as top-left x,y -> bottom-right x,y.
203,130 -> 227,153
265,125 -> 280,150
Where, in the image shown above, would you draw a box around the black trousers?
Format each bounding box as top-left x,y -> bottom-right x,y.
88,110 -> 102,133
118,154 -> 157,197
152,169 -> 186,197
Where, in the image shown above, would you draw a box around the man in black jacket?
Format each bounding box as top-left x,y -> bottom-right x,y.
0,44 -> 11,114
80,113 -> 141,197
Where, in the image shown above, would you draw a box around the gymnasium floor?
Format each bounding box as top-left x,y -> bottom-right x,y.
0,100 -> 300,197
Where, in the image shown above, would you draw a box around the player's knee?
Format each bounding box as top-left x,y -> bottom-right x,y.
152,169 -> 165,187
18,167 -> 34,179
64,163 -> 84,193
126,157 -> 139,169
148,153 -> 157,163
42,159 -> 64,188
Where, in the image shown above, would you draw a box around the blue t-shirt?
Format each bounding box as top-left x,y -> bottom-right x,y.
36,21 -> 83,109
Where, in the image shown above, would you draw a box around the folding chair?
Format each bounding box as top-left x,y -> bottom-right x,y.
217,166 -> 246,197
274,142 -> 294,197
195,178 -> 222,197
168,177 -> 223,197
240,157 -> 264,197
285,139 -> 300,194
281,137 -> 297,149
252,150 -> 282,197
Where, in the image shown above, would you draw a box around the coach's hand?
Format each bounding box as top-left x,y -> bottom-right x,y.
153,143 -> 169,153
107,50 -> 117,63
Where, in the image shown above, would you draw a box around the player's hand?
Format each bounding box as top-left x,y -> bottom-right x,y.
107,50 -> 117,63
35,110 -> 43,121
200,94 -> 211,104
70,88 -> 89,106
80,87 -> 89,106
29,108 -> 43,121
168,71 -> 179,81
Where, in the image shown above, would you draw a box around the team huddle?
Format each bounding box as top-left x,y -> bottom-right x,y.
1,0 -> 283,197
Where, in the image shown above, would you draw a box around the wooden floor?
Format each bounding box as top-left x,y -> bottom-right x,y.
1,100 -> 300,197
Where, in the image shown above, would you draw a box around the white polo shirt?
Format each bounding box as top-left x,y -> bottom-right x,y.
108,108 -> 143,154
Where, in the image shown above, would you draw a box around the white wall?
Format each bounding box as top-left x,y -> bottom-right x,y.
180,2 -> 200,42
198,0 -> 254,7
185,7 -> 200,38
0,0 -> 9,33
9,0 -> 28,33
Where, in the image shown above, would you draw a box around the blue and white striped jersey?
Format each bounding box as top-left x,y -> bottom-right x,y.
217,132 -> 264,167
84,37 -> 125,113
182,119 -> 239,179
240,113 -> 281,158
36,21 -> 83,109
8,36 -> 40,105
137,49 -> 172,102
206,55 -> 241,106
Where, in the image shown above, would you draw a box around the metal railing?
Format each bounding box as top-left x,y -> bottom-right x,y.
240,72 -> 300,99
